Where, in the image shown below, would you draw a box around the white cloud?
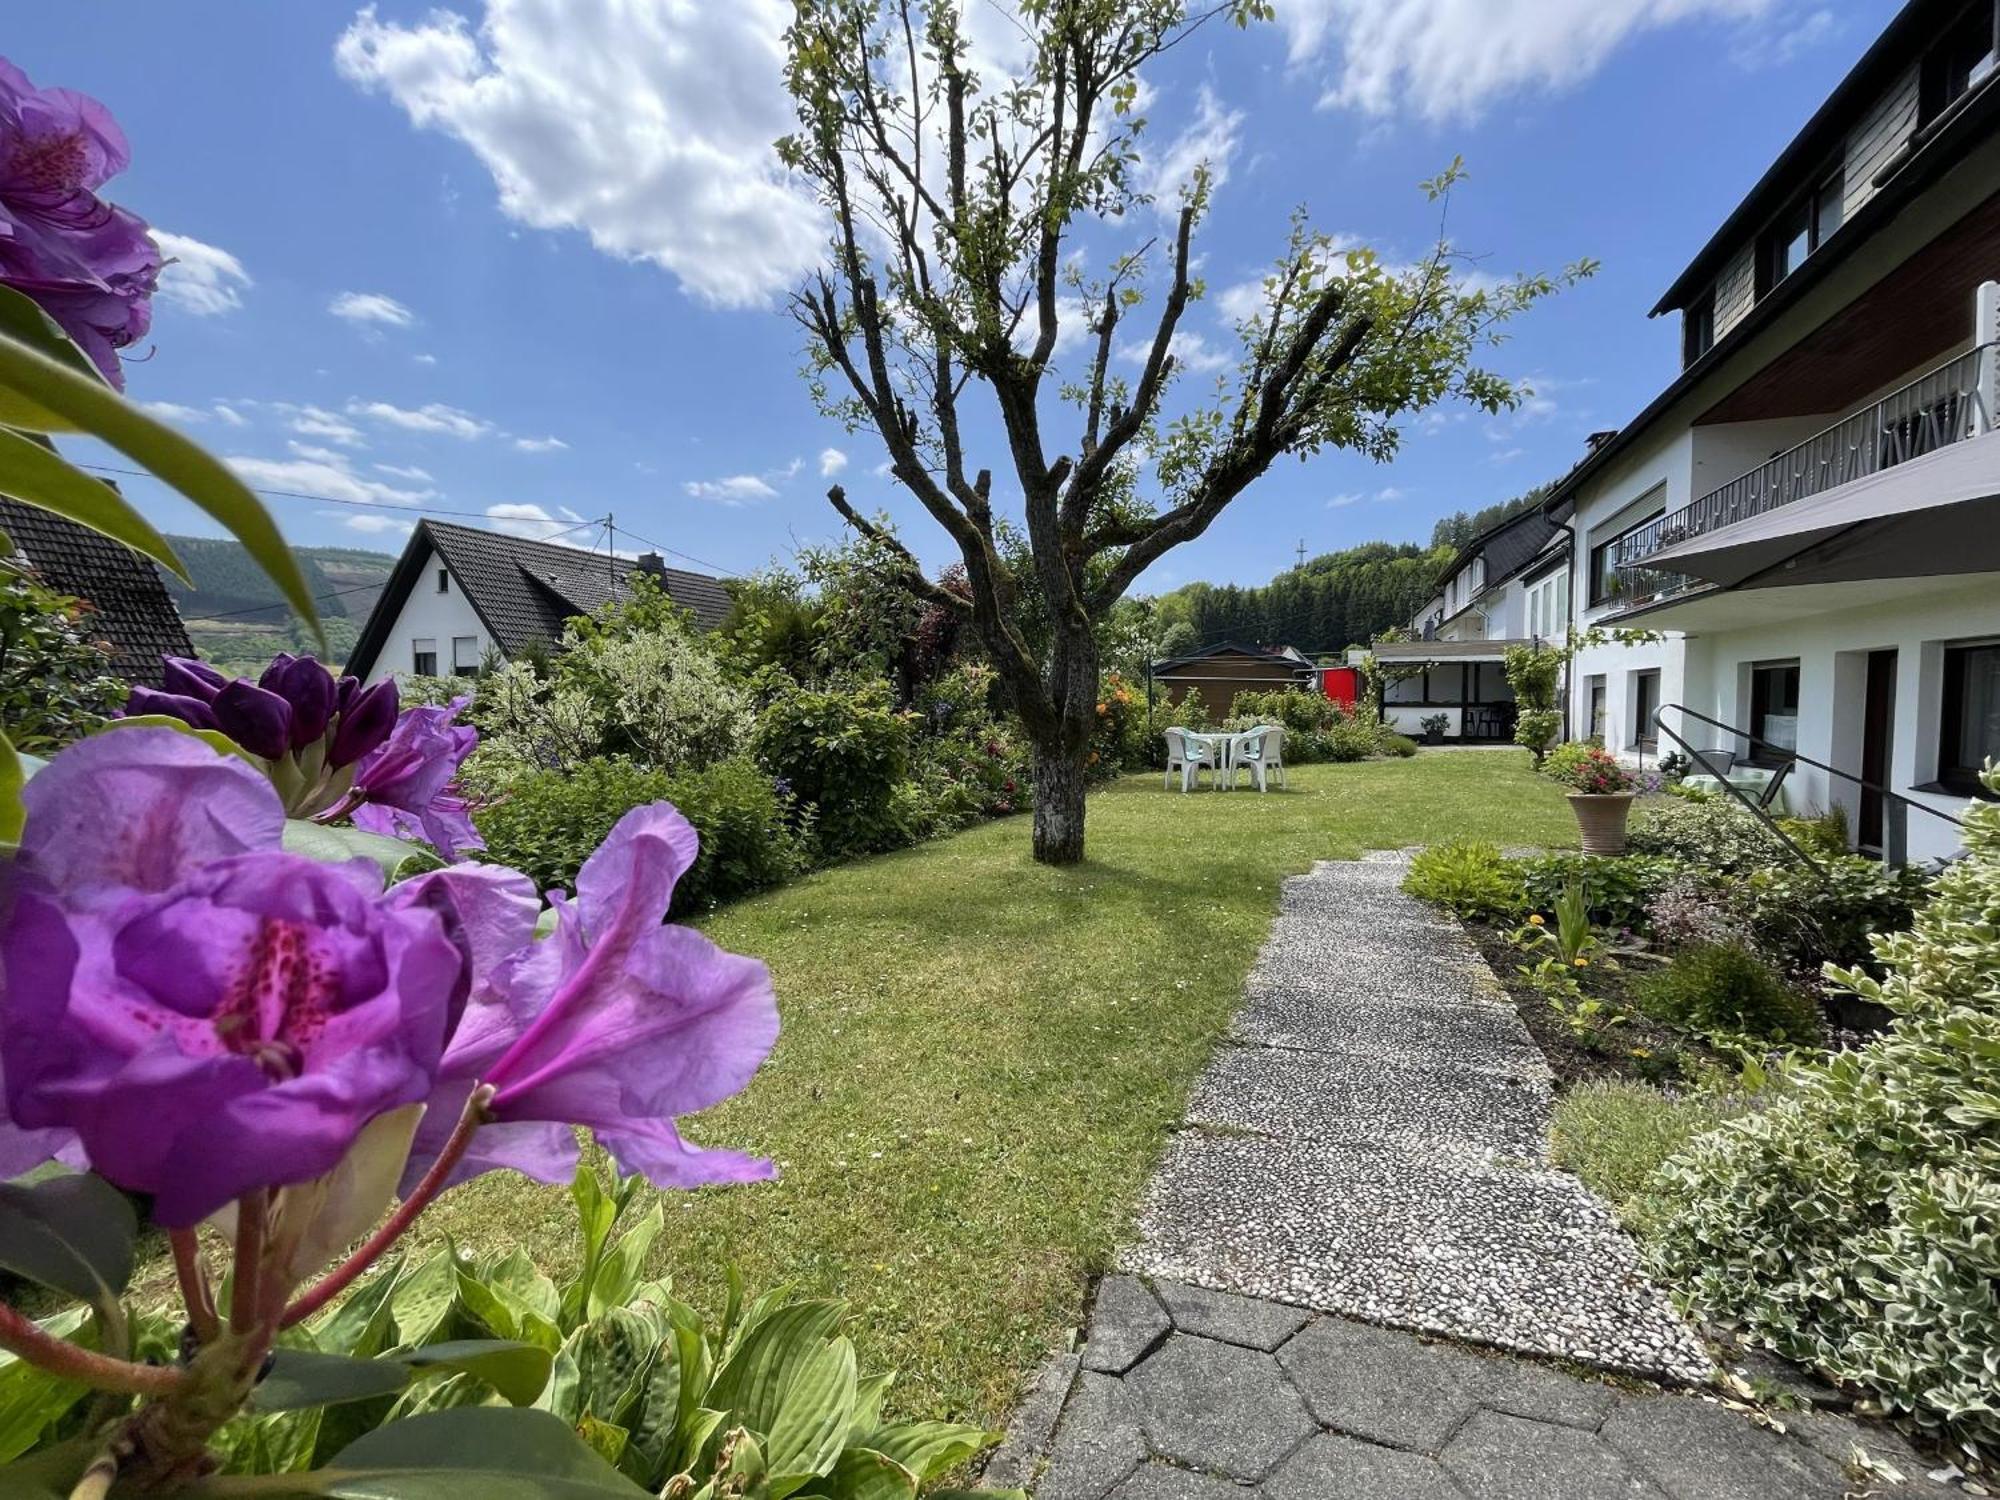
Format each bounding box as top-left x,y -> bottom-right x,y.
1118,328 -> 1231,375
228,451 -> 435,508
414,352 -> 439,365
1213,237 -> 1365,325
1137,84 -> 1243,216
213,403 -> 248,427
486,501 -> 590,540
374,463 -> 434,482
288,442 -> 350,463
335,1 -> 823,307
1325,484 -> 1404,509
1374,486 -> 1405,503
817,446 -> 847,477
349,399 -> 491,439
330,291 -> 417,328
325,510 -> 416,538
287,404 -> 366,446
1275,0 -> 1782,122
140,400 -> 209,424
1490,446 -> 1526,464
153,231 -> 252,316
684,473 -> 779,505
1327,492 -> 1363,508
513,434 -> 568,453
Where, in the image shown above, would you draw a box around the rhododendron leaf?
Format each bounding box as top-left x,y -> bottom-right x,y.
391,1340 -> 555,1407
0,326 -> 320,639
0,428 -> 185,580
0,1308 -> 94,1463
0,285 -> 100,432
317,1406 -> 653,1496
252,1350 -> 412,1412
0,730 -> 22,847
99,713 -> 261,768
0,1172 -> 136,1305
283,818 -> 443,881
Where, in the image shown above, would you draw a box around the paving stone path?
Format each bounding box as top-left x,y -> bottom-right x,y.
987,854 -> 1961,1499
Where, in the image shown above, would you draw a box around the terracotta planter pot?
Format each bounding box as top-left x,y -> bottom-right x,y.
1567,791 -> 1636,855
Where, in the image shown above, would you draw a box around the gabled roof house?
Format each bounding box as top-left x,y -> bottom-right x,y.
1548,0 -> 2000,861
0,496 -> 192,686
1149,641 -> 1317,718
344,520 -> 731,686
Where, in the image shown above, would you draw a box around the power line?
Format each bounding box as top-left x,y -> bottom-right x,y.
189,580 -> 387,623
605,520 -> 738,579
76,462 -> 532,523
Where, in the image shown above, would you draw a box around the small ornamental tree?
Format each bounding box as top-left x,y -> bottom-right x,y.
1504,641 -> 1562,765
780,0 -> 1591,863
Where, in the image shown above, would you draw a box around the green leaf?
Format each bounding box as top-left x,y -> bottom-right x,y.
765,1335 -> 857,1499
96,713 -> 264,769
0,286 -> 104,432
0,427 -> 185,580
252,1350 -> 412,1413
706,1300 -> 845,1438
576,1413 -> 631,1469
863,1422 -> 994,1484
307,1261 -> 406,1360
283,820 -> 436,881
389,1250 -> 461,1349
0,323 -> 320,638
393,1339 -> 554,1407
0,1309 -> 92,1462
587,1205 -> 664,1322
820,1447 -> 918,1500
0,730 -> 23,847
0,1437 -> 93,1499
456,1265 -> 521,1342
314,1406 -> 655,1497
0,1172 -> 137,1305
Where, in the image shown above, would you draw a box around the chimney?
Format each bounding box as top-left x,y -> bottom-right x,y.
635,551 -> 667,579
1585,429 -> 1618,453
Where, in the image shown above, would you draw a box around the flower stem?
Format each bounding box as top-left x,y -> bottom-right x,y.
228,1190 -> 269,1336
0,1302 -> 184,1397
279,1086 -> 493,1329
169,1230 -> 220,1344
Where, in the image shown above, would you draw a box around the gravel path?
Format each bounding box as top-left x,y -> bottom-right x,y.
1122,851 -> 1711,1382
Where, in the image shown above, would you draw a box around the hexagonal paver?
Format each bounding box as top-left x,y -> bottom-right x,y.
1039,1373 -> 1150,1500
1264,1432 -> 1468,1500
1153,1280 -> 1310,1351
1104,1463 -> 1249,1500
1083,1277 -> 1172,1375
982,1354 -> 1079,1490
1471,1357 -> 1618,1431
1277,1318 -> 1485,1453
1599,1397 -> 1846,1499
1442,1411 -> 1663,1500
1124,1334 -> 1315,1480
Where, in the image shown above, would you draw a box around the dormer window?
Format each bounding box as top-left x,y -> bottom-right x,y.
1682,287 -> 1715,367
436,567 -> 450,593
1756,166 -> 1843,299
1921,0 -> 1999,125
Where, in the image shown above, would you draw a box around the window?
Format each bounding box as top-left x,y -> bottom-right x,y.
1938,640 -> 2000,798
452,635 -> 480,674
1921,0 -> 1998,125
1749,660 -> 1801,766
436,567 -> 449,594
1682,288 -> 1715,367
1632,670 -> 1661,751
1468,556 -> 1486,596
1756,167 -> 1844,299
1586,675 -> 1607,742
412,637 -> 437,676
1589,535 -> 1623,607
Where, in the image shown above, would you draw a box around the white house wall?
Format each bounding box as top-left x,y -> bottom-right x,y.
358,543 -> 491,687
1677,575 -> 2000,864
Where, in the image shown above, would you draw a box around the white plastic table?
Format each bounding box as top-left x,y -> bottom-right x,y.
1682,765 -> 1789,814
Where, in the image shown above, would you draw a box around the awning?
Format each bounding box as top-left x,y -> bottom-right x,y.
1370,638 -> 1533,664
1644,432 -> 2000,589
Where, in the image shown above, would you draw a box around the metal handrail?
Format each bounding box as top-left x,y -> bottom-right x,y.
1650,702 -> 1967,878
1607,343 -> 1994,607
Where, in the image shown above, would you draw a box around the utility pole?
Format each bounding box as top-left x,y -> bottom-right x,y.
1295,538 -> 1307,570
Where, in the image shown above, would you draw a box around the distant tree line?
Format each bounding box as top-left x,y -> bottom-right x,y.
1152,541 -> 1451,658
1427,482 -> 1550,552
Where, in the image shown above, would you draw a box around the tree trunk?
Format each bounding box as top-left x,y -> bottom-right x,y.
1032,740 -> 1088,865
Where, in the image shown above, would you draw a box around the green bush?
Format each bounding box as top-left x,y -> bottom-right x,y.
1402,839 -> 1524,922
1514,853 -> 1683,933
1550,1081 -> 1742,1238
753,681 -> 913,861
1382,733 -> 1419,758
1647,771 -> 2000,1457
1626,795 -> 1789,874
1775,806 -> 1848,859
474,757 -> 805,914
1634,943 -> 1820,1044
1740,856 -> 1929,974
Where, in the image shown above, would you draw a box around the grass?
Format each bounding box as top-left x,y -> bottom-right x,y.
419,750 -> 1576,1427
1549,1079 -> 1745,1238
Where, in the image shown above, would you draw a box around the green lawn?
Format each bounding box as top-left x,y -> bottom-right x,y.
421,750 -> 1577,1426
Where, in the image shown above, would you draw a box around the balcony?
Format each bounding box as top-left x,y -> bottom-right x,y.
1610,344 -> 1993,608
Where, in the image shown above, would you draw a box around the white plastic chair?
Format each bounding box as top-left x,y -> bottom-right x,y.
1163,727 -> 1218,792
1228,726 -> 1287,792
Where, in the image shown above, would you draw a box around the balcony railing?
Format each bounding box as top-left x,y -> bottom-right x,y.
1609,343 -> 1993,607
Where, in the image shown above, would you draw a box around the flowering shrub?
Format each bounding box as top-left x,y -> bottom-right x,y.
1646,767 -> 2000,1459
0,727 -> 780,1491
753,680 -> 912,861
1541,741 -> 1639,795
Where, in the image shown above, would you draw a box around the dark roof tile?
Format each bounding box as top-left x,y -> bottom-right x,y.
0,497 -> 192,685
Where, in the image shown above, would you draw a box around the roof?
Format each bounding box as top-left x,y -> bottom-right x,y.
1151,640 -> 1317,674
1371,638 -> 1533,662
1432,505 -> 1562,591
1655,0 -> 1971,314
344,520 -> 732,680
0,497 -> 192,686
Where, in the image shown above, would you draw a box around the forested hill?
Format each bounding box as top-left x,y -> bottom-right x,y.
1155,540 -> 1451,657
156,535 -> 397,676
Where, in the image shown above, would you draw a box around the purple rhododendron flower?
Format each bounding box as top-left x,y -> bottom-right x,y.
400,803 -> 779,1195
0,57 -> 159,387
349,696 -> 484,861
0,730 -> 463,1225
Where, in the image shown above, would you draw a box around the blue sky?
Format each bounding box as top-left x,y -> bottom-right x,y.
16,0 -> 1899,592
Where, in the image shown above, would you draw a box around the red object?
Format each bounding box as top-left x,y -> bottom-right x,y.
1320,667 -> 1359,707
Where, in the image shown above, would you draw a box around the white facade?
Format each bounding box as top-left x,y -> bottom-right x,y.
359,542 -> 489,688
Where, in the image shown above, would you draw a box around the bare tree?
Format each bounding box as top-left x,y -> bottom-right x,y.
782,0 -> 1590,864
